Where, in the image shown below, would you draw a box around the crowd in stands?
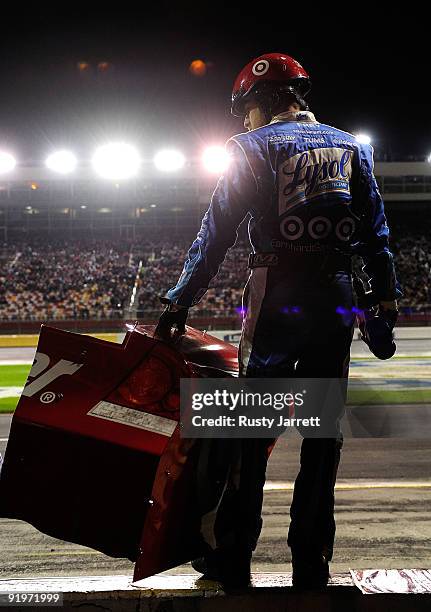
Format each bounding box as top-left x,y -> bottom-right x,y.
0,239 -> 138,321
392,234 -> 431,312
137,239 -> 249,317
0,228 -> 430,321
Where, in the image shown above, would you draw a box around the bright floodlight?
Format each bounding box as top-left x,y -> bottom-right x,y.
355,133 -> 372,145
46,150 -> 77,174
92,143 -> 141,179
0,152 -> 16,174
154,149 -> 185,172
427,152 -> 431,164
202,146 -> 230,174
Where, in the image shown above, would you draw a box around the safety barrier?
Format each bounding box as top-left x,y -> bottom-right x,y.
0,311 -> 429,339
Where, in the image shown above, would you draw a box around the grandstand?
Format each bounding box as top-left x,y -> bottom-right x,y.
0,158 -> 430,331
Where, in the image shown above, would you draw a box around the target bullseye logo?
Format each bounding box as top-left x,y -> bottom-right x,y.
252,60 -> 270,76
308,216 -> 332,239
336,218 -> 355,241
40,391 -> 56,404
280,214 -> 356,242
280,216 -> 304,240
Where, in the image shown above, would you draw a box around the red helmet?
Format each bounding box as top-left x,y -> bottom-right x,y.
231,53 -> 311,116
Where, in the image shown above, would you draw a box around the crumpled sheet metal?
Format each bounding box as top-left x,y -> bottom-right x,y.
350,569 -> 431,594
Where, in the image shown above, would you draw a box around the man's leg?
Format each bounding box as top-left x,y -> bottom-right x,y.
193,266 -> 299,584
287,436 -> 343,583
193,436 -> 273,586
287,315 -> 354,587
215,437 -> 275,551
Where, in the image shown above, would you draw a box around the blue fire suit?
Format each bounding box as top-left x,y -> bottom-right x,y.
164,111 -> 401,568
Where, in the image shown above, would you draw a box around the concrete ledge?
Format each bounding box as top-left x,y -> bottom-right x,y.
1,573 -> 431,612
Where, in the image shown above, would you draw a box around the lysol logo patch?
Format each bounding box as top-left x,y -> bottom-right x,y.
278,147 -> 353,213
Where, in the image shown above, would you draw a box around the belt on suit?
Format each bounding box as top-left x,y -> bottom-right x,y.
247,252 -> 352,274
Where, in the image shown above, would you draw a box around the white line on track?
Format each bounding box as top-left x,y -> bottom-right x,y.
0,360 -> 33,365
264,480 -> 431,491
0,450 -> 428,492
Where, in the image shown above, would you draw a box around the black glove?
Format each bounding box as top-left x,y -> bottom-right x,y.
353,276 -> 398,360
155,302 -> 189,340
358,307 -> 397,360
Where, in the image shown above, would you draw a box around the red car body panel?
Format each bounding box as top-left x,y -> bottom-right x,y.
0,324 -> 240,579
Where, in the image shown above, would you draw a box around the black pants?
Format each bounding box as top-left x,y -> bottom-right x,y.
207,425 -> 345,563
200,271 -> 354,564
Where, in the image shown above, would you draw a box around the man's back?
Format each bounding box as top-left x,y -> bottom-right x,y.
229,111 -> 370,260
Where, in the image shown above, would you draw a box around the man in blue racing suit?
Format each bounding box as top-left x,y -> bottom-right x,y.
156,53 -> 401,589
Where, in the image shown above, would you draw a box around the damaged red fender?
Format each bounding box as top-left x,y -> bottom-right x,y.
0,323 -> 239,579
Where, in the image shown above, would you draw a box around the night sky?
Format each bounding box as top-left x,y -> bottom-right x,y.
0,8 -> 426,162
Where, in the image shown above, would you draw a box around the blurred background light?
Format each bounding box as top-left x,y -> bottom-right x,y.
0,152 -> 17,174
77,61 -> 90,72
154,149 -> 186,172
202,146 -> 230,174
92,143 -> 141,180
189,59 -> 207,77
355,133 -> 372,145
46,150 -> 77,174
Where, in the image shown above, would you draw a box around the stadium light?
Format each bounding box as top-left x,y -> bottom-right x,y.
427,153 -> 431,163
0,152 -> 16,174
92,143 -> 141,180
202,146 -> 230,174
46,150 -> 77,174
154,149 -> 186,172
355,133 -> 372,145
